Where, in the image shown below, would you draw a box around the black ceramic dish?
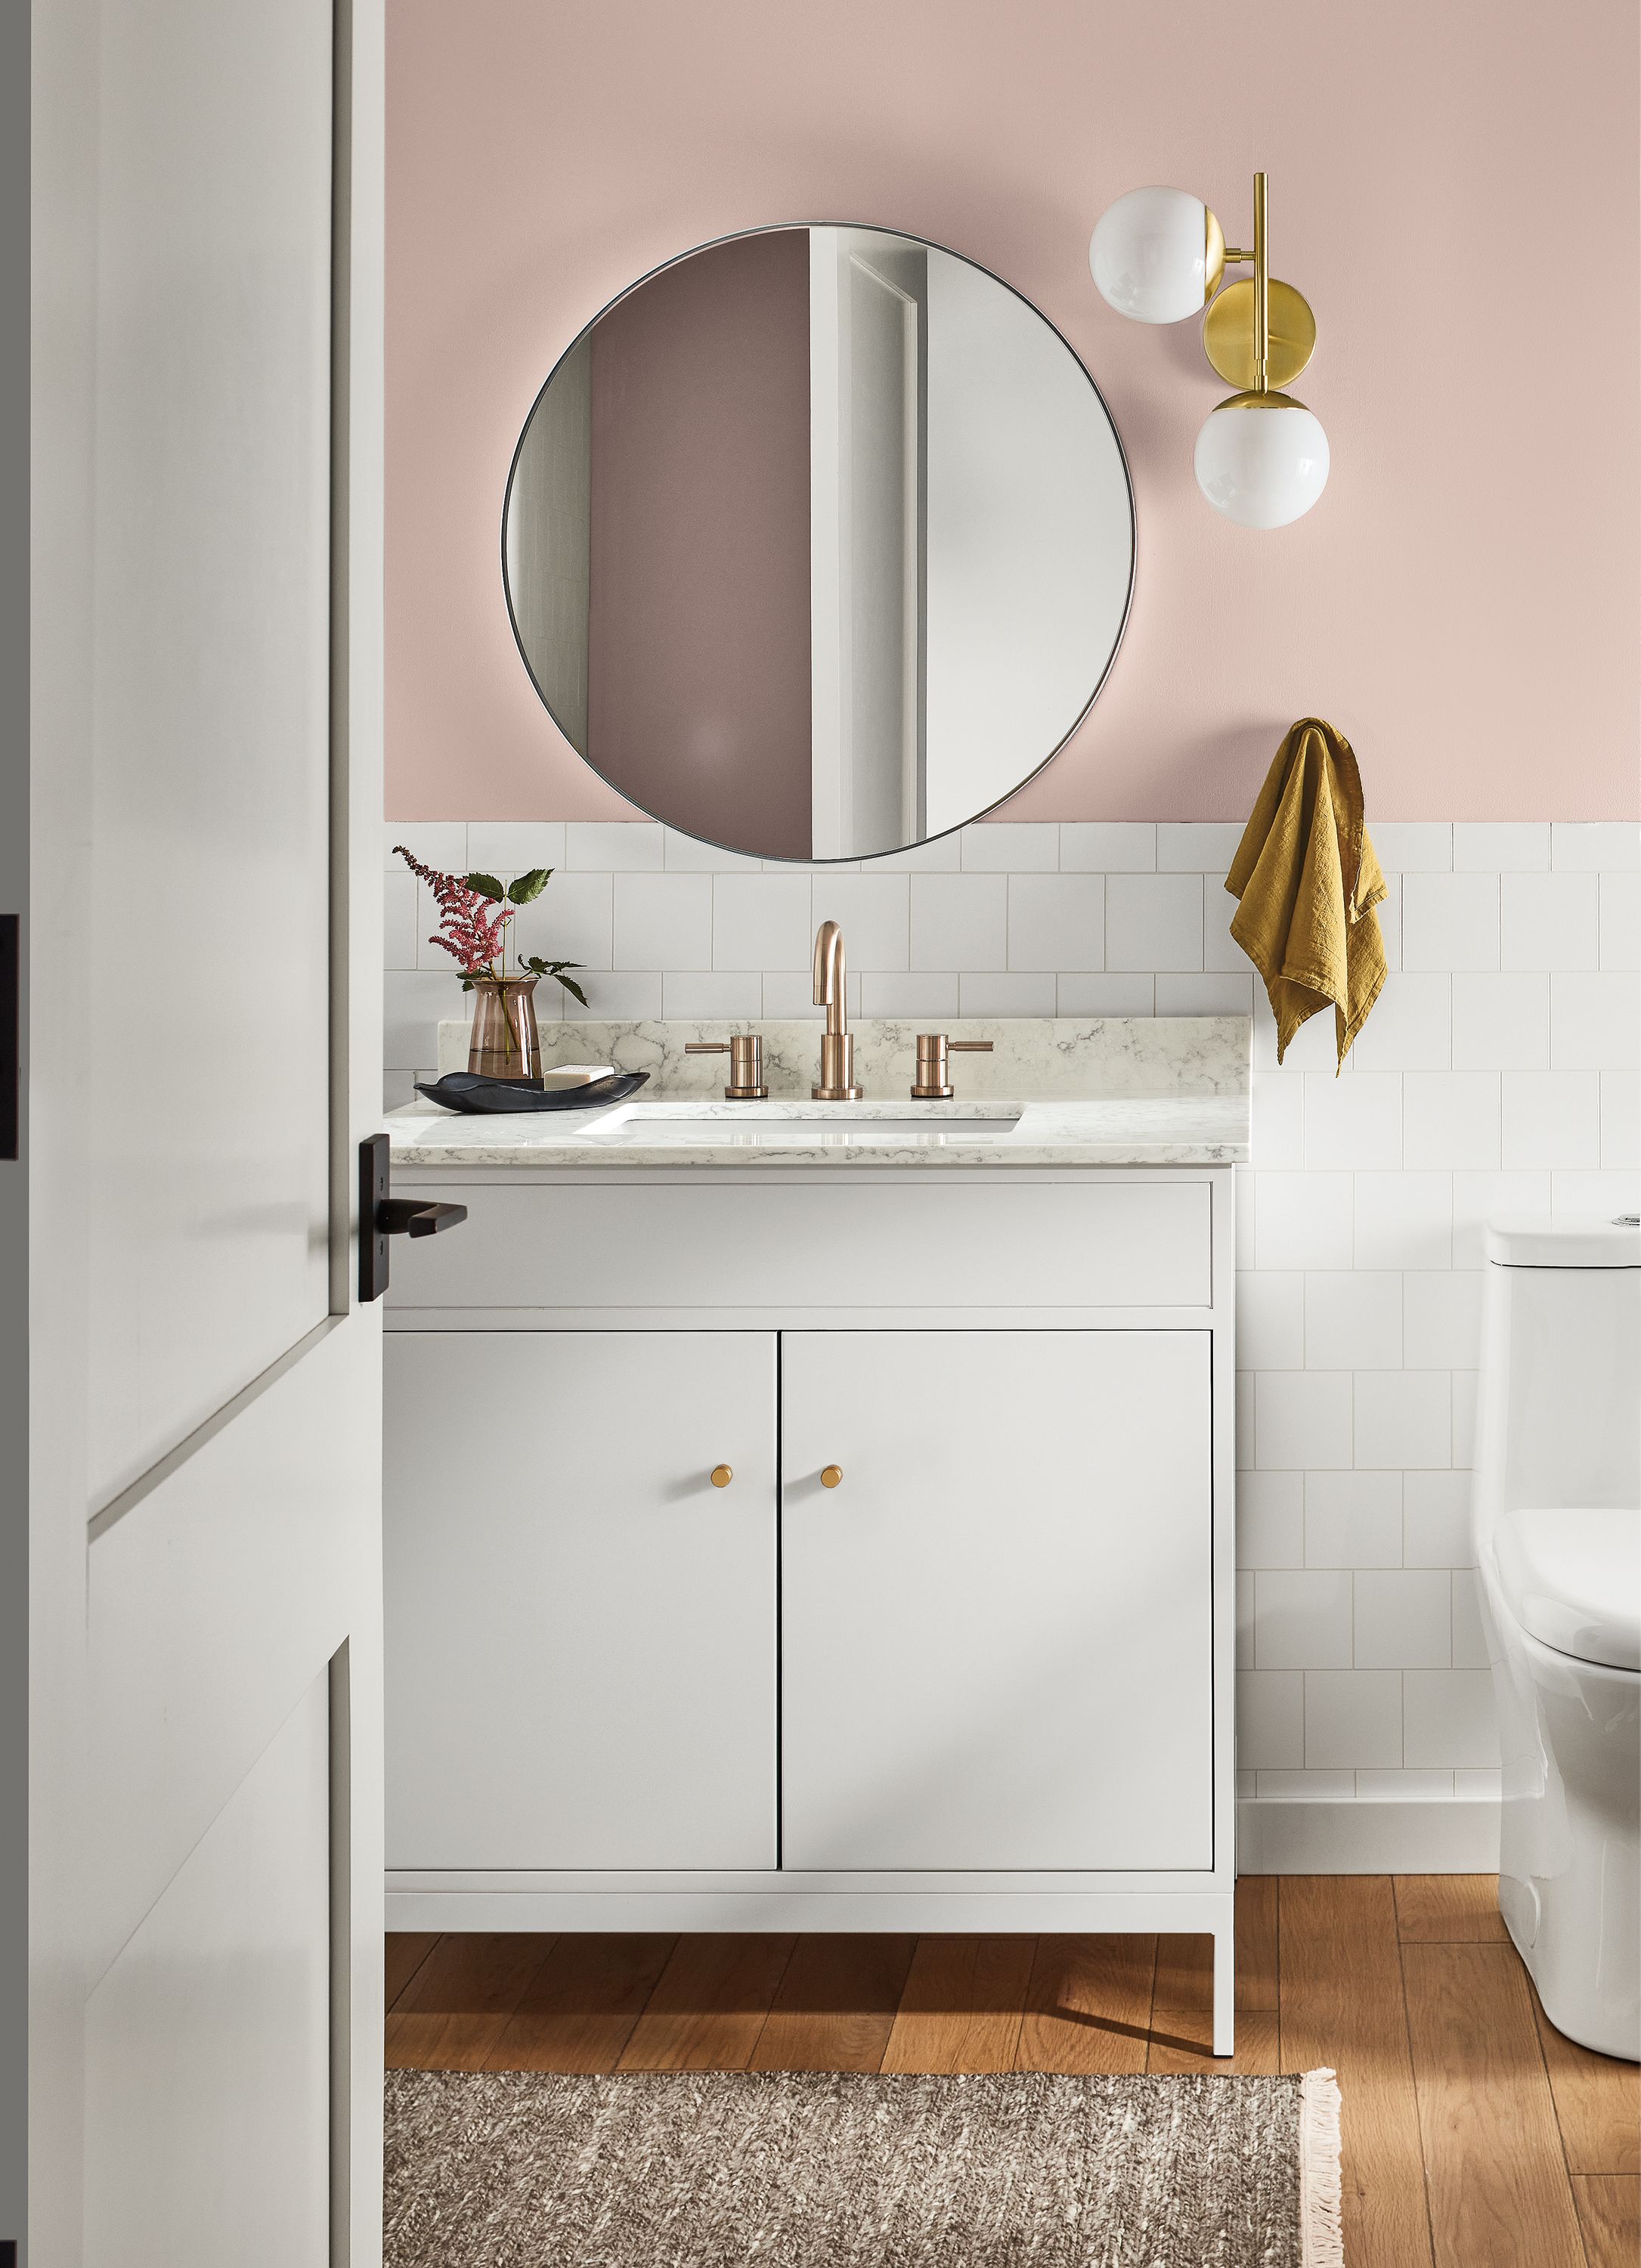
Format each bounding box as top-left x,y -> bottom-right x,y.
413,1070 -> 650,1115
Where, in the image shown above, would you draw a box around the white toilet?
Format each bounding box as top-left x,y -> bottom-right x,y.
1473,1215 -> 1640,2061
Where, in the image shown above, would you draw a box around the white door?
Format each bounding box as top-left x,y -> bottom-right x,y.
780,1331 -> 1214,1872
29,2 -> 385,2260
810,228 -> 926,857
385,1331 -> 778,1871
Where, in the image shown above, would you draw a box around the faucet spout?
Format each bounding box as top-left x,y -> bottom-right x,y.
810,919 -> 862,1100
813,919 -> 847,1033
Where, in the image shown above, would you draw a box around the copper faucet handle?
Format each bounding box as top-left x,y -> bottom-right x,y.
686,1034 -> 767,1100
911,1033 -> 993,1099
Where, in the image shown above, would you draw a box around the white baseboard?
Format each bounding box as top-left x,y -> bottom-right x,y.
1237,1796 -> 1501,1874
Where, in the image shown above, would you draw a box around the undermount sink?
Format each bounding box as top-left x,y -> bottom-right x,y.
587,1105 -> 1022,1147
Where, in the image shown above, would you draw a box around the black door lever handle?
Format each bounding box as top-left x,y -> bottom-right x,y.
379,1198 -> 468,1238
358,1132 -> 466,1302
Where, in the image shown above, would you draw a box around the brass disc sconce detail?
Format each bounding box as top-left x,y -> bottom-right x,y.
1203,276 -> 1316,393
1089,172 -> 1329,529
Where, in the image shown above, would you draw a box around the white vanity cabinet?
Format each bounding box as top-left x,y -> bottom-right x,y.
382,1154 -> 1239,2050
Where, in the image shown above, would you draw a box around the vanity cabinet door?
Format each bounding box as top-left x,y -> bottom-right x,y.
780,1330 -> 1212,1871
385,1331 -> 776,1870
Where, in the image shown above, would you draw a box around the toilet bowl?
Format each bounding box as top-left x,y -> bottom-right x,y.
1473,1215 -> 1640,2062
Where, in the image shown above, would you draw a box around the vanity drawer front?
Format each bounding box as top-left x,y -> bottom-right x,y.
388,1176 -> 1213,1313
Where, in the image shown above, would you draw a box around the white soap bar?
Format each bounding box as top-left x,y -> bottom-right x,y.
540,1064 -> 616,1089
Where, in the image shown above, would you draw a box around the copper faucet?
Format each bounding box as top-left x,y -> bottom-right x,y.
811,920 -> 862,1100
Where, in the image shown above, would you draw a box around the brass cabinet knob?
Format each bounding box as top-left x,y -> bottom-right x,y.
821,1464 -> 844,1489
711,1464 -> 733,1488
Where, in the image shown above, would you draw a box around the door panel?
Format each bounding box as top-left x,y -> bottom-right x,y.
31,0 -> 385,2256
85,1321 -> 377,1982
85,1677 -> 331,2268
385,1331 -> 777,1870
86,0 -> 337,1512
781,1331 -> 1212,1871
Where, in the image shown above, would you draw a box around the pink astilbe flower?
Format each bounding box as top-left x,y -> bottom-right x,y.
393,845 -> 514,978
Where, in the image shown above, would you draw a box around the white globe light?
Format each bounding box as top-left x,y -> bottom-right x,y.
1089,186 -> 1217,324
1194,394 -> 1330,528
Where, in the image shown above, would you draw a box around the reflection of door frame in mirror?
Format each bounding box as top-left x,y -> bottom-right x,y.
500,224 -> 1137,866
810,229 -> 927,861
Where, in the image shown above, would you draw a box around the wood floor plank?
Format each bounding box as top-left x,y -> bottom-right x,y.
385,1931 -> 440,2014
1402,1941 -> 1585,2268
484,1935 -> 677,2072
1280,1876 -> 1435,2268
1148,1879 -> 1277,2016
385,1932 -> 557,2071
1151,1932 -> 1212,2012
1531,1979 -> 1641,2177
617,1935 -> 796,2071
1395,1874 -> 1511,1943
1016,1936 -> 1156,2074
1236,1876 -> 1280,2012
749,1935 -> 915,2072
1147,2007 -> 1280,2075
881,1935 -> 1036,2074
1571,2174 -> 1640,2268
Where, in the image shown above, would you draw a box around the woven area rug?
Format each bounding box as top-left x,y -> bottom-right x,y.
385,2067 -> 1343,2268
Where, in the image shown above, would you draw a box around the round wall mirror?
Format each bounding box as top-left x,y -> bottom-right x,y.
504,225 -> 1135,863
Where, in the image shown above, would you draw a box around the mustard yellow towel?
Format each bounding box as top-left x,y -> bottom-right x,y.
1225,717 -> 1387,1070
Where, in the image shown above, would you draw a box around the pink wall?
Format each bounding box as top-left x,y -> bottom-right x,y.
387,0 -> 1639,823
586,229 -> 813,860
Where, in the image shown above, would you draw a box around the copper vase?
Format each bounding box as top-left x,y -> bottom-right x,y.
466,974 -> 542,1081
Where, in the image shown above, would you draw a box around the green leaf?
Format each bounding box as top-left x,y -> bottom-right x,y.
506,866 -> 554,905
524,956 -> 588,1006
463,871 -> 505,900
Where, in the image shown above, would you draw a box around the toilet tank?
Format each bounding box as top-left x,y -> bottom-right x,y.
1475,1218 -> 1641,1544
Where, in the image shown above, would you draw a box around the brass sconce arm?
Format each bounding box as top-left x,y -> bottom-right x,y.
1201,170 -> 1313,397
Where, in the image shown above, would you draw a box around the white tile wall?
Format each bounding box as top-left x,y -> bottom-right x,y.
1305,1472 -> 1402,1569
1501,872 -> 1599,971
1403,872 -> 1499,971
1104,872 -> 1204,971
1451,972 -> 1548,1070
385,816 -> 1641,1789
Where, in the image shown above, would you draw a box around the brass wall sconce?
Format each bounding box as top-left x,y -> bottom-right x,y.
1089,173 -> 1328,529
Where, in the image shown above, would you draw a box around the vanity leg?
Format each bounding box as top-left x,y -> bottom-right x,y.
1212,1924 -> 1236,2056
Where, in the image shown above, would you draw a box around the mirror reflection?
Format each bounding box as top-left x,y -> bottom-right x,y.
504,226 -> 1134,861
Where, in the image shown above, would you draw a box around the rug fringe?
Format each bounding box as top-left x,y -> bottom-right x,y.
1298,2068 -> 1344,2268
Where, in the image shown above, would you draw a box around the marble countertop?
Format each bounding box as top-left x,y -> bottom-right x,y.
389,1018 -> 1250,1170
386,1092 -> 1249,1170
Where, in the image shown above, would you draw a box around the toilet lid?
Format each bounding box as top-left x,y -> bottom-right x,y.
1496,1508 -> 1640,1672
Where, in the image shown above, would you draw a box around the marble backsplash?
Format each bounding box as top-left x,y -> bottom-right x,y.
435,1015 -> 1252,1101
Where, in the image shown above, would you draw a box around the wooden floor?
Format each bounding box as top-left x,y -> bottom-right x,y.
388,1877 -> 1639,2268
